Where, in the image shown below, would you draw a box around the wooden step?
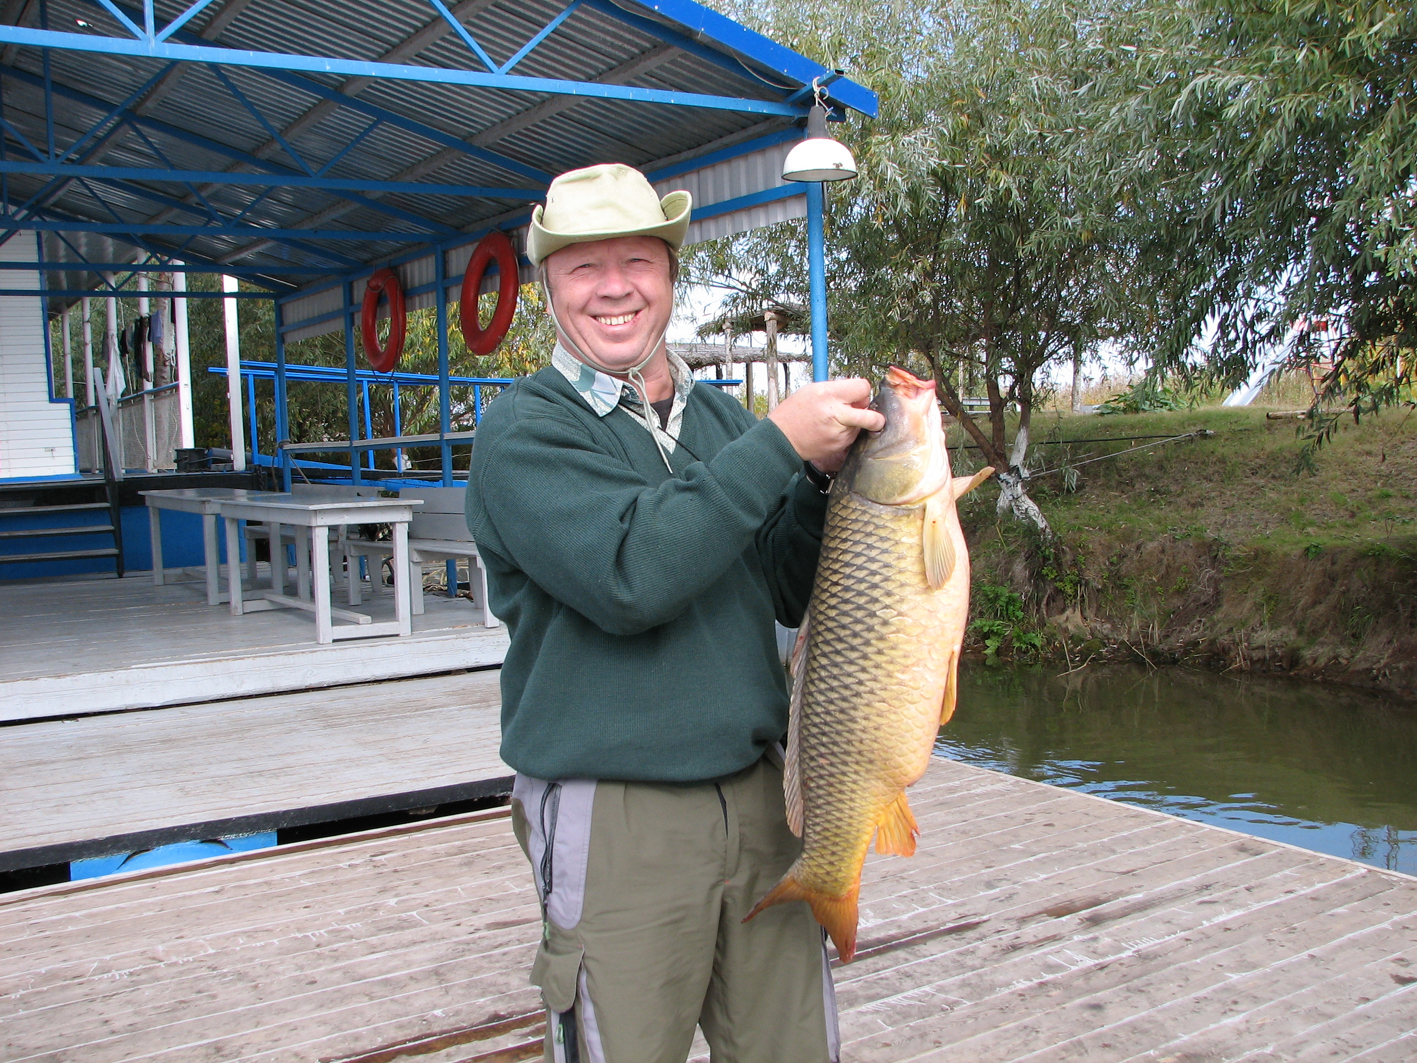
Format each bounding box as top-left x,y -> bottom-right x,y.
0,547 -> 120,564
0,502 -> 108,517
0,525 -> 114,540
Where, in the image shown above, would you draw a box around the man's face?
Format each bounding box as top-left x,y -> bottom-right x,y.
543,235 -> 674,372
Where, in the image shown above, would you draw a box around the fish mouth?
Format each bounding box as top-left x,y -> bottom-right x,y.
885,365 -> 936,396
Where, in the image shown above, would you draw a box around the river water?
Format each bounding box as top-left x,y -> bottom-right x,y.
936,663 -> 1417,876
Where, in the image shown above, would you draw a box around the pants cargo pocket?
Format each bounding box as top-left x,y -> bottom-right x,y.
531,926 -> 587,1063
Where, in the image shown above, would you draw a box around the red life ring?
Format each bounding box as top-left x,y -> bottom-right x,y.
361,267 -> 406,373
460,230 -> 519,356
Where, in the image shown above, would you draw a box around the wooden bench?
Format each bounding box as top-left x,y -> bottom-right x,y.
344,486 -> 497,627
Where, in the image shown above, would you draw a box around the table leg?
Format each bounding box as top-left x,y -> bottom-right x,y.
311,525 -> 333,644
296,528 -> 312,601
245,524 -> 258,587
392,521 -> 412,637
225,517 -> 244,615
270,522 -> 285,595
203,513 -> 220,605
148,507 -> 163,586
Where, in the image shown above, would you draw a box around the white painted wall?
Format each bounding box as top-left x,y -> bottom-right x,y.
0,233 -> 75,479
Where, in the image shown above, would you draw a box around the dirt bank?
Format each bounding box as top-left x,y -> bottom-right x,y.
957,405 -> 1417,698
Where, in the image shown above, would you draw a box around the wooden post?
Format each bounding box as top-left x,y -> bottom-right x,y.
223,274 -> 246,472
81,297 -> 95,409
764,308 -> 781,412
1071,342 -> 1083,413
138,272 -> 156,471
60,307 -> 73,399
173,265 -> 194,449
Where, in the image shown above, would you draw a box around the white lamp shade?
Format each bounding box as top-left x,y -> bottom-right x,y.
782,137 -> 858,182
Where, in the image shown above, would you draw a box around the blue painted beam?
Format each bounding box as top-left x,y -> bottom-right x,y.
0,65 -> 471,244
0,26 -> 807,117
0,259 -> 333,273
608,0 -> 878,118
644,128 -> 799,183
0,160 -> 543,200
4,215 -> 439,240
10,286 -> 273,297
806,180 -> 828,382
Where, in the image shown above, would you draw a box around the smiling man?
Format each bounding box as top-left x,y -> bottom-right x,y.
465,164 -> 883,1063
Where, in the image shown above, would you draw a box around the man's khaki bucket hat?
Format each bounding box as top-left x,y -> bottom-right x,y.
528,163 -> 692,266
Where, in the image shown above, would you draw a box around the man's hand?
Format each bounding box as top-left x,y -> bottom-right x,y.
767,378 -> 885,472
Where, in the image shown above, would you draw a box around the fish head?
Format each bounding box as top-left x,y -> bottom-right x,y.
839,366 -> 952,506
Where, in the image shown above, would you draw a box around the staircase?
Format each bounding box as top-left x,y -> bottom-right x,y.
0,481 -> 124,577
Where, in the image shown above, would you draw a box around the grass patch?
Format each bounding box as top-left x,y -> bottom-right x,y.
951,403 -> 1417,696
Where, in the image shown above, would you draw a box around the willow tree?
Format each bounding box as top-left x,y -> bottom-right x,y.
1102,0 -> 1417,435
690,0 -> 1152,535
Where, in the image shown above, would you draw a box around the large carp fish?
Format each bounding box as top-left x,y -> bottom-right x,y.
747,366 -> 994,962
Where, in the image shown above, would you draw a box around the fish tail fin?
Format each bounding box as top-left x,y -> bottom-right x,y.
744,870 -> 861,963
874,792 -> 919,858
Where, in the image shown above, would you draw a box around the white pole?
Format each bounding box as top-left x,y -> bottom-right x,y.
61,306 -> 73,399
103,272 -> 120,396
173,265 -> 194,449
81,297 -> 95,408
223,274 -> 246,472
138,272 -> 156,471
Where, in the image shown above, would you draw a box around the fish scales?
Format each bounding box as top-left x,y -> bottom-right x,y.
795,487 -> 955,900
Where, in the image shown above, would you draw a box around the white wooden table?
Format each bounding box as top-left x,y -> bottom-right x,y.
141,487 -> 259,606
218,491 -> 421,644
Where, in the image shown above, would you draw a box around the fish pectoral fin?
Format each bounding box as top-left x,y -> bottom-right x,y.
923,493 -> 955,589
874,792 -> 920,858
953,466 -> 996,500
940,652 -> 959,726
747,872 -> 861,964
784,613 -> 808,837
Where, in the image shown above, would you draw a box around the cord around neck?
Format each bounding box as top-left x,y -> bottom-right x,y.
541,270 -> 676,472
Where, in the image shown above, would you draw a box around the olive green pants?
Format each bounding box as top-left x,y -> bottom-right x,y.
510,755 -> 840,1063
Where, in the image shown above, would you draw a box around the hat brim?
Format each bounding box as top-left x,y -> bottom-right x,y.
528,190 -> 692,266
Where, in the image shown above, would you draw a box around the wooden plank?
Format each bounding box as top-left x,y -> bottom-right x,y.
0,572 -> 508,719
3,758 -> 1415,1063
0,670 -> 511,868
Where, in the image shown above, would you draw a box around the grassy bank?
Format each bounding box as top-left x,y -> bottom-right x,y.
954,402 -> 1417,698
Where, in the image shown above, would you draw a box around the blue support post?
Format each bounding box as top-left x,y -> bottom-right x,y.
392,378 -> 402,470
274,300 -> 290,489
344,284 -> 361,484
247,372 -> 258,463
435,252 -> 452,486
361,380 -> 374,471
436,251 -> 456,596
806,181 -> 829,382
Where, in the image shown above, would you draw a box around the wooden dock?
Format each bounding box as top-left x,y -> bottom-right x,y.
0,570 -> 509,720
0,670 -> 510,871
4,755 -> 1413,1062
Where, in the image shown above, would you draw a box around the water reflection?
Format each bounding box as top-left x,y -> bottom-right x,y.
935,663 -> 1417,876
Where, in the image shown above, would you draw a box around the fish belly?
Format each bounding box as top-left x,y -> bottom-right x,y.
795,489 -> 959,898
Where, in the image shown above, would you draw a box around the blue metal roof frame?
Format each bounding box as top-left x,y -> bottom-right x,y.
0,0 -> 876,301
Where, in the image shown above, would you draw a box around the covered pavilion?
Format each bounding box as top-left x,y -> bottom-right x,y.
0,0 -> 876,496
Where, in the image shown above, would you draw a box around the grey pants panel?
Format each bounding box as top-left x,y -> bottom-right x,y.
511,757 -> 839,1063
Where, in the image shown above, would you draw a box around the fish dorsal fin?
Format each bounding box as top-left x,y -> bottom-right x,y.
940,650 -> 959,726
953,466 -> 996,500
923,492 -> 955,589
784,613 -> 809,837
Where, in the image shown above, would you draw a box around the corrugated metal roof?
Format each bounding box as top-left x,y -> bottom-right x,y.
0,0 -> 873,305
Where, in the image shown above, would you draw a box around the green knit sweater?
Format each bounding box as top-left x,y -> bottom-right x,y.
465,366 -> 827,783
